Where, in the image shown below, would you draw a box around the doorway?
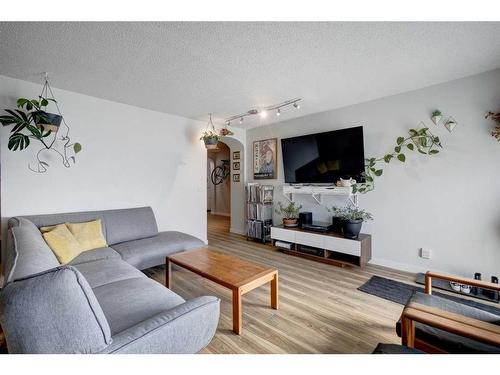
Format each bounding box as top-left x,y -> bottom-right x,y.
207,142 -> 231,232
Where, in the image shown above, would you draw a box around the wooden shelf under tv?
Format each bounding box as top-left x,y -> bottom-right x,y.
271,225 -> 371,268
282,184 -> 358,205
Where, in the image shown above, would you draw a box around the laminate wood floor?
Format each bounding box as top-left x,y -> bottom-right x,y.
148,215 -> 415,353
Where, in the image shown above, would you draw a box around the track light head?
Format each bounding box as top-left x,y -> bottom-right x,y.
260,110 -> 267,118
293,102 -> 300,109
239,117 -> 244,124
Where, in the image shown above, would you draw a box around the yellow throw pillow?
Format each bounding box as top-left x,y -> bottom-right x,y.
42,224 -> 84,264
66,219 -> 107,252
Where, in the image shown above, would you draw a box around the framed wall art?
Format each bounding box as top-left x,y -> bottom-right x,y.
253,138 -> 277,179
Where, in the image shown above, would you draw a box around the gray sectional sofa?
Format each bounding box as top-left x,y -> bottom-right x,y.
0,207 -> 220,354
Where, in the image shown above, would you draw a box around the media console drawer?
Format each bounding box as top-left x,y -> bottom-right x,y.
270,225 -> 371,268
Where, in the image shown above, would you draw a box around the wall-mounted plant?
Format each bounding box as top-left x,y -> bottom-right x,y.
431,110 -> 442,125
0,77 -> 82,173
443,117 -> 457,133
486,110 -> 500,141
353,125 -> 442,194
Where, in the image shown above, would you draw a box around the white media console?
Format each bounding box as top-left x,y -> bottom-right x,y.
271,225 -> 371,268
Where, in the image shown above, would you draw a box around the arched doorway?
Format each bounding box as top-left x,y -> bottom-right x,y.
206,136 -> 246,236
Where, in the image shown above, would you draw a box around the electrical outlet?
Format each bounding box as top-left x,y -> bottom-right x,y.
420,247 -> 431,259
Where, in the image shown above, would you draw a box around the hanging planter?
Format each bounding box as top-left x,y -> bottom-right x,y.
0,74 -> 82,173
200,113 -> 220,150
32,111 -> 62,132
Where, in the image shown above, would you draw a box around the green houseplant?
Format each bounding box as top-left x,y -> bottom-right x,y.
335,205 -> 373,239
200,130 -> 220,149
0,96 -> 82,173
275,201 -> 302,227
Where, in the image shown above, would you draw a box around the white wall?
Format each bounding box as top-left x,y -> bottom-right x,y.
221,132 -> 246,235
246,69 -> 500,276
0,75 -> 208,247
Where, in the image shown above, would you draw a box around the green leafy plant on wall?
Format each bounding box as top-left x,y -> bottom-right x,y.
0,96 -> 82,173
353,126 -> 442,194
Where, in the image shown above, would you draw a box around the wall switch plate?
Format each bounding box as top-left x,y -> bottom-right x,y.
420,247 -> 431,259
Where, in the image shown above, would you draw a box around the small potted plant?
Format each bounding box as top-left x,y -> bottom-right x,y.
275,201 -> 302,227
200,130 -> 220,149
431,110 -> 442,125
337,205 -> 373,239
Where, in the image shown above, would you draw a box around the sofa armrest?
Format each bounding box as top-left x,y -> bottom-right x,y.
424,271 -> 500,295
0,266 -> 112,353
102,296 -> 220,354
401,301 -> 500,349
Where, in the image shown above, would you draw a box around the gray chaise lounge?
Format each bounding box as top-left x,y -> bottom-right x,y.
0,207 -> 220,354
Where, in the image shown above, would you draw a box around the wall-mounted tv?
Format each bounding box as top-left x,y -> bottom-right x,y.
281,126 -> 365,184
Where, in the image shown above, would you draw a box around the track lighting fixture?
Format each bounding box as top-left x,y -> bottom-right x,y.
223,98 -> 302,125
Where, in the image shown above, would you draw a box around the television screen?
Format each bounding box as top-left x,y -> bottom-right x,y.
281,126 -> 365,184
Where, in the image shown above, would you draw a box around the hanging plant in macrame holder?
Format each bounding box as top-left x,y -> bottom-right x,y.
0,75 -> 82,173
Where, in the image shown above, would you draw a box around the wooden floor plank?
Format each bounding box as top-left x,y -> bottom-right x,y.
149,214 -> 415,353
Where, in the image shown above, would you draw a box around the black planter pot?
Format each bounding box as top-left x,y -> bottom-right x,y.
33,111 -> 62,132
331,216 -> 344,234
343,219 -> 363,239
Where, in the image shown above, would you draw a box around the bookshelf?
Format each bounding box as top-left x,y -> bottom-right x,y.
246,183 -> 274,243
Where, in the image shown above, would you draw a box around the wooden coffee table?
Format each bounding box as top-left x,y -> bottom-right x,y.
166,247 -> 278,335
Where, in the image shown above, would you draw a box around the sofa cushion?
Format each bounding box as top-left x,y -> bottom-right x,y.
92,277 -> 185,335
396,292 -> 500,353
73,259 -> 144,288
0,266 -> 112,353
69,247 -> 121,266
66,219 -> 108,251
6,219 -> 59,284
111,231 -> 205,270
41,223 -> 85,264
101,207 -> 158,245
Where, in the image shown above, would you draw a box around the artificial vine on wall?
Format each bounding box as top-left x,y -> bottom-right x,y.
352,126 -> 442,194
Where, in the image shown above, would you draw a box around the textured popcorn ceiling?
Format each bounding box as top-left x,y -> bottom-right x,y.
1,22 -> 500,128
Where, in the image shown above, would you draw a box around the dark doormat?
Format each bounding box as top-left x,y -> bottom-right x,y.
358,275 -> 500,316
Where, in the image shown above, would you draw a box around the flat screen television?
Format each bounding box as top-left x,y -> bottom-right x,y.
281,126 -> 365,184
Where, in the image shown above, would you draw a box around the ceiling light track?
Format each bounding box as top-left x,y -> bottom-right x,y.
224,98 -> 301,125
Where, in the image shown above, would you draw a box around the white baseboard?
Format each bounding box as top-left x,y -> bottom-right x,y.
210,211 -> 230,217
369,257 -> 425,274
230,227 -> 245,235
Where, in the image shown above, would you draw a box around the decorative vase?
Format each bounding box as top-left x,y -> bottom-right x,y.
203,138 -> 219,150
331,216 -> 344,234
343,219 -> 363,239
431,115 -> 442,125
283,218 -> 298,227
33,111 -> 62,132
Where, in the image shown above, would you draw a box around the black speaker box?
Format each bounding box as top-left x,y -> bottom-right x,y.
299,212 -> 312,227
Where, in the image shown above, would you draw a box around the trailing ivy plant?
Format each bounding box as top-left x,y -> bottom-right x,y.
0,97 -> 82,173
352,127 -> 442,194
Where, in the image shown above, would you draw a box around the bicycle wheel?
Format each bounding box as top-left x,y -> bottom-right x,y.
211,166 -> 225,185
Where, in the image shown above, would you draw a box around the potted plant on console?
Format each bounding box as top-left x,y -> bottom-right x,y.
275,201 -> 302,227
336,206 -> 373,239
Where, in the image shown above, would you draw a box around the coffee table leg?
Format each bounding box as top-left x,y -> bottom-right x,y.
271,273 -> 279,310
232,288 -> 242,335
166,258 -> 171,289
